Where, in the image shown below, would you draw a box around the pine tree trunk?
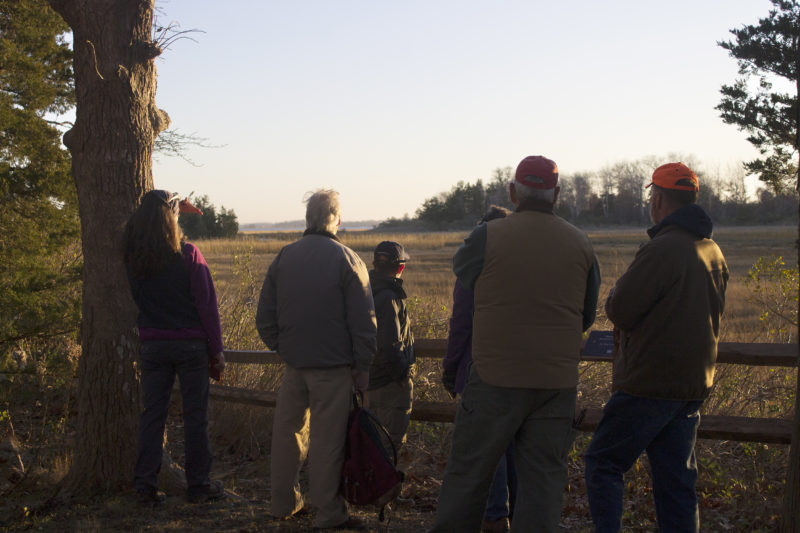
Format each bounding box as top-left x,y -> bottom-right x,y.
47,0 -> 169,496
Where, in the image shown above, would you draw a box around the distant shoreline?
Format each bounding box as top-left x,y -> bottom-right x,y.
240,225 -> 375,232
240,220 -> 380,232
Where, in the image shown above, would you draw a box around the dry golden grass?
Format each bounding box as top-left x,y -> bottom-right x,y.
204,225 -> 798,345
198,225 -> 796,531
204,224 -> 798,417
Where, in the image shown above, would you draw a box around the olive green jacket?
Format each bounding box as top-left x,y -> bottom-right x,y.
607,205 -> 728,400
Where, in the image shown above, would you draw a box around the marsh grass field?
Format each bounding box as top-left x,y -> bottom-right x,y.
4,226 -> 798,532
187,225 -> 798,532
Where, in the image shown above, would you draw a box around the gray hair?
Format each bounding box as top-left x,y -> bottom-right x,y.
513,180 -> 556,203
304,189 -> 340,233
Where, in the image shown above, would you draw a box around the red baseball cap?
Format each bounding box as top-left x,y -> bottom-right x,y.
646,162 -> 699,192
515,156 -> 558,189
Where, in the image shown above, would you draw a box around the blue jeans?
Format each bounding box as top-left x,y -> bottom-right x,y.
429,367 -> 576,533
584,391 -> 703,533
484,443 -> 516,522
134,339 -> 212,497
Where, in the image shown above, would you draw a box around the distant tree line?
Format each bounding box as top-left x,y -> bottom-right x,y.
178,195 -> 239,239
377,156 -> 798,231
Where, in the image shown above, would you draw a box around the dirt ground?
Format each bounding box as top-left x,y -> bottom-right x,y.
4,494 -> 436,532
0,387 -> 786,532
0,471 -> 586,533
4,434 -> 783,533
1,428 -> 601,533
1,433 -> 787,532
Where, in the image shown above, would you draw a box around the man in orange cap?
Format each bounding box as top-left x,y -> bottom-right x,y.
584,162 -> 729,532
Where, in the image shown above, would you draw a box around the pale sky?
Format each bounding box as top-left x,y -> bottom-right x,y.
151,0 -> 771,224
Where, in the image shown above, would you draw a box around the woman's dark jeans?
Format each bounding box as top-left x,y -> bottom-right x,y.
134,339 -> 211,495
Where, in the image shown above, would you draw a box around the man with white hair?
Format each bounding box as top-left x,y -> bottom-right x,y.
429,156 -> 600,533
256,189 -> 377,530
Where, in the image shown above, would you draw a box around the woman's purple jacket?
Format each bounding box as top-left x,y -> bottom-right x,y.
442,278 -> 474,394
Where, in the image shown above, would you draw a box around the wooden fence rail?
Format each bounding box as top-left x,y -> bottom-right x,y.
213,336 -> 798,445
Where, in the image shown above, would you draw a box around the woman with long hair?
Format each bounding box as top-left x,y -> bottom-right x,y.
124,189 -> 225,506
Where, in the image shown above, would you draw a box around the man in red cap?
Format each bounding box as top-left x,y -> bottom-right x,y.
429,155 -> 601,533
584,162 -> 729,533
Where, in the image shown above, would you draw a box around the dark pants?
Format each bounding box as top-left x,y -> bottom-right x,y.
134,339 -> 212,496
484,443 -> 517,522
584,391 -> 703,533
429,367 -> 576,533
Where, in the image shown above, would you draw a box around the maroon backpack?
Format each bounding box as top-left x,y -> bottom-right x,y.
341,392 -> 404,520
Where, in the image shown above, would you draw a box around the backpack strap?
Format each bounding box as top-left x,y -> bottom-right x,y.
362,407 -> 399,467
352,392 -> 400,467
353,390 -> 364,409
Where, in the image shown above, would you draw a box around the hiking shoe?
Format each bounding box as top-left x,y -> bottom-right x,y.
137,489 -> 167,507
187,480 -> 224,503
482,517 -> 510,533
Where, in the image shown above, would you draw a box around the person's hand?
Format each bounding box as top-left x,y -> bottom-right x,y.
211,351 -> 226,375
441,370 -> 456,399
351,368 -> 369,392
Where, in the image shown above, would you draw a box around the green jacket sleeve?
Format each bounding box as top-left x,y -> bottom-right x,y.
453,223 -> 488,291
583,256 -> 601,331
375,290 -> 402,363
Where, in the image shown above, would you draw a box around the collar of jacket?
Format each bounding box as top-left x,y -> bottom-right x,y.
515,198 -> 554,214
303,228 -> 341,242
369,270 -> 407,299
647,203 -> 713,240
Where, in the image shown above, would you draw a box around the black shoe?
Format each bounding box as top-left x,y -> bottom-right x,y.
137,489 -> 167,507
187,480 -> 224,503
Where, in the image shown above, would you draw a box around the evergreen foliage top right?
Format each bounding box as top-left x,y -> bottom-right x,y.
717,0 -> 800,194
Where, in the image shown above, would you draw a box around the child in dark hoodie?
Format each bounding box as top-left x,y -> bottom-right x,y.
365,241 -> 415,449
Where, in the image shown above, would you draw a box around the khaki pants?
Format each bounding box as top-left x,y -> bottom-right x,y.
365,375 -> 413,449
270,365 -> 352,528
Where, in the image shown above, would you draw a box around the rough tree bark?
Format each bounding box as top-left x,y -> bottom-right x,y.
46,0 -> 169,495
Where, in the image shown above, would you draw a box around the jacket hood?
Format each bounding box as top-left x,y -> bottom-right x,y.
648,204 -> 713,240
369,270 -> 406,299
